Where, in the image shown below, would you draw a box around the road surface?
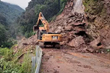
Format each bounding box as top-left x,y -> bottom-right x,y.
40,48 -> 110,73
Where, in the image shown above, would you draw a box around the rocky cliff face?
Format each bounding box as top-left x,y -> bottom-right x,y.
83,0 -> 110,48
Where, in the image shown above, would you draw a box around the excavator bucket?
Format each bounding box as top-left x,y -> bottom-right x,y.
33,25 -> 39,31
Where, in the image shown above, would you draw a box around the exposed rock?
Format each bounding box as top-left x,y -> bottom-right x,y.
17,34 -> 38,49
86,48 -> 95,53
99,27 -> 110,47
68,36 -> 85,47
67,19 -> 73,23
55,26 -> 63,33
90,37 -> 103,49
64,25 -> 73,31
73,27 -> 86,33
60,41 -> 66,45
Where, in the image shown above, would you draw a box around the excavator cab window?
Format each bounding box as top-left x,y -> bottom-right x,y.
38,20 -> 44,27
37,30 -> 47,40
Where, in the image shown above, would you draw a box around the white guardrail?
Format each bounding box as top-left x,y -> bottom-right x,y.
32,46 -> 42,73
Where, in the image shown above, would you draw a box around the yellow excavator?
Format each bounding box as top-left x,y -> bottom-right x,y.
33,12 -> 62,48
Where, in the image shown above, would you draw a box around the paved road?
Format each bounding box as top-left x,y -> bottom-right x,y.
40,48 -> 110,73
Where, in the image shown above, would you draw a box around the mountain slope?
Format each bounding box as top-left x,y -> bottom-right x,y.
0,1 -> 24,47
83,0 -> 110,47
0,1 -> 24,24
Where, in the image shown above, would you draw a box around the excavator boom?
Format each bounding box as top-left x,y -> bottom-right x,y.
33,12 -> 49,32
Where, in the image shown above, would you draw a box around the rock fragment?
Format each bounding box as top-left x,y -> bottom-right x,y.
68,36 -> 85,47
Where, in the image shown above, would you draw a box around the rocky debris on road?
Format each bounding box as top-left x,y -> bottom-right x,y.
17,34 -> 38,49
13,34 -> 38,53
90,37 -> 104,49
41,49 -> 110,73
68,36 -> 85,47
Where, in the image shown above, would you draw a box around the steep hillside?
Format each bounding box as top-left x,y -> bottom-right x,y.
0,1 -> 24,47
0,1 -> 24,24
0,14 -> 7,25
83,0 -> 110,47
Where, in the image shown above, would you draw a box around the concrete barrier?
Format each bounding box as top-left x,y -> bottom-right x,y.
32,46 -> 42,73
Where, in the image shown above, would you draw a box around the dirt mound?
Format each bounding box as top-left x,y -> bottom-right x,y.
17,34 -> 38,49
13,34 -> 38,53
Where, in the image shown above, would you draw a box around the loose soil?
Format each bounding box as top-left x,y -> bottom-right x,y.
40,48 -> 110,73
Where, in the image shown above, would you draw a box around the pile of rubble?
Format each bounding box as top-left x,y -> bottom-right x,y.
13,34 -> 38,53
49,0 -> 103,52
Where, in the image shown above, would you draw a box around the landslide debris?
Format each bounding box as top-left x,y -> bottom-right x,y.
13,34 -> 38,53
49,0 -> 104,52
83,0 -> 110,47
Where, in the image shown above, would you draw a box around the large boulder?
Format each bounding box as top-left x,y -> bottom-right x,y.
90,37 -> 103,49
55,26 -> 63,33
68,36 -> 85,47
64,25 -> 73,31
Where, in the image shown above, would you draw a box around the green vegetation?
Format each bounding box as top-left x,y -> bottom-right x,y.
83,0 -> 107,37
0,23 -> 14,48
18,0 -> 67,38
83,0 -> 105,15
0,47 -> 32,73
83,0 -> 110,49
0,1 -> 24,24
0,24 -> 7,46
95,49 -> 110,53
0,1 -> 24,48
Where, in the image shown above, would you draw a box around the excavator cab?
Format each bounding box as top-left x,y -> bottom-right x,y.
33,12 -> 62,48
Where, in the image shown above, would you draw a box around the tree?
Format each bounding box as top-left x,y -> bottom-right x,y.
0,24 -> 7,46
0,14 -> 7,25
58,0 -> 61,10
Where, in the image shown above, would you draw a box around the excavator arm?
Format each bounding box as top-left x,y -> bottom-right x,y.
33,12 -> 49,32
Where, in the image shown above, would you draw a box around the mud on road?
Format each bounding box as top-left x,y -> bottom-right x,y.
40,48 -> 110,73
